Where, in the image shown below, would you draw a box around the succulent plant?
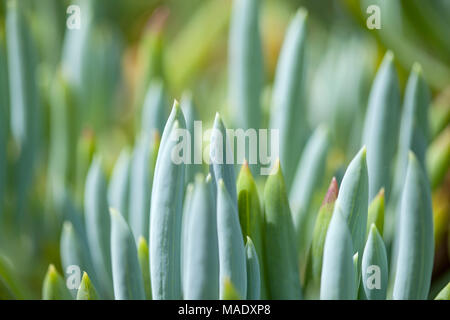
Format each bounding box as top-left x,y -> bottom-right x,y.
0,0 -> 449,301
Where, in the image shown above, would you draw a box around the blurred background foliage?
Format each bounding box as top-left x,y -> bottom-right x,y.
0,0 -> 449,299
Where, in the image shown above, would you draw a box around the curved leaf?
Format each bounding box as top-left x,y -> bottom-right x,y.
141,79 -> 167,136
434,282 -> 450,300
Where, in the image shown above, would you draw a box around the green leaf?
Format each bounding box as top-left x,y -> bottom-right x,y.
0,34 -> 7,219
290,125 -> 330,259
209,113 -> 237,206
181,183 -> 194,292
110,208 -> 145,300
0,255 -> 27,299
304,177 -> 338,298
42,265 -> 72,300
84,158 -> 114,299
76,272 -> 99,300
269,9 -> 309,190
184,175 -> 219,299
245,237 -> 261,300
334,146 -> 368,264
362,51 -> 401,202
263,160 -> 302,299
108,148 -> 131,222
150,102 -> 186,299
434,282 -> 450,300
237,160 -> 266,298
228,0 -> 263,130
393,152 -> 434,300
366,188 -> 385,237
427,127 -> 450,189
137,237 -> 152,300
362,224 -> 388,300
320,209 -> 355,300
217,179 -> 247,299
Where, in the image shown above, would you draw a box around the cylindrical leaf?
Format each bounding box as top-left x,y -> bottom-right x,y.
362,224 -> 388,300
77,272 -> 99,300
110,209 -> 145,300
217,179 -> 247,299
263,160 -> 302,299
108,149 -> 131,222
245,237 -> 261,300
42,265 -> 72,300
184,175 -> 219,299
393,152 -> 434,300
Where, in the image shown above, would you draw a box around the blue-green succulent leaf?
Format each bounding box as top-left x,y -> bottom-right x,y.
150,102 -> 186,300
362,51 -> 401,202
362,224 -> 388,300
320,210 -> 355,300
184,175 -> 219,299
108,149 -> 131,221
269,9 -> 309,190
110,208 -> 145,300
393,152 -> 434,300
245,237 -> 261,300
228,0 -> 263,130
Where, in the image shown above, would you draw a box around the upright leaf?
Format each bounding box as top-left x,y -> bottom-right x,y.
393,152 -> 434,300
263,160 -> 302,299
304,177 -> 338,297
108,149 -> 131,221
184,175 -> 219,299
84,158 -> 113,298
150,102 -> 186,299
228,0 -> 263,130
209,113 -> 237,205
362,224 -> 388,300
320,210 -> 355,300
141,80 -> 167,136
42,265 -> 72,300
290,125 -> 330,258
362,51 -> 401,202
6,0 -> 41,221
76,272 -> 98,300
334,146 -> 368,264
245,237 -> 261,300
269,9 -> 309,190
237,161 -> 266,297
137,237 -> 152,300
110,209 -> 145,300
129,132 -> 159,243
180,92 -> 202,185
367,188 -> 385,237
217,179 -> 247,299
